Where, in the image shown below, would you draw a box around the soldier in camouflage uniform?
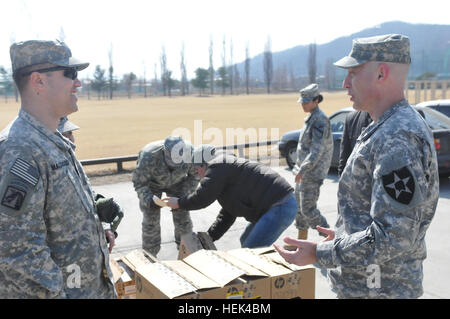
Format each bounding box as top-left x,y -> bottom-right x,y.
57,116 -> 79,144
132,136 -> 199,256
56,117 -> 123,253
293,83 -> 333,239
275,34 -> 439,299
0,40 -> 116,298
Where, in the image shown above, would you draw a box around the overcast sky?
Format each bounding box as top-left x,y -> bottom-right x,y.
0,0 -> 449,79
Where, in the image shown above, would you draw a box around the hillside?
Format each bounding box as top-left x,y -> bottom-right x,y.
238,21 -> 450,81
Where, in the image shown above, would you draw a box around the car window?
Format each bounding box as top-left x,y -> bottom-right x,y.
330,112 -> 349,133
421,108 -> 450,129
431,106 -> 450,118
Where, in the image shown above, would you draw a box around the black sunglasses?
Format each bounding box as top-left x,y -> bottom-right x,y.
21,66 -> 78,80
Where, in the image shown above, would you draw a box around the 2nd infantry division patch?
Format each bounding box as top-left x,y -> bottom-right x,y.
1,185 -> 27,210
382,166 -> 415,205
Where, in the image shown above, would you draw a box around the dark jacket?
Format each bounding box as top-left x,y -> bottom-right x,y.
178,154 -> 293,241
337,110 -> 372,176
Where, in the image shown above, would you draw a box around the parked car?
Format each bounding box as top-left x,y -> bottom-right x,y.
278,105 -> 450,176
415,99 -> 450,118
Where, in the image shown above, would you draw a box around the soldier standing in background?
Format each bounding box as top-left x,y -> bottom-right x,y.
0,40 -> 116,298
293,83 -> 333,240
275,34 -> 439,298
57,116 -> 123,253
57,116 -> 79,144
132,136 -> 199,257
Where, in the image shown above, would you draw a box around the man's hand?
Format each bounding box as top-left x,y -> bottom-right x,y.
273,237 -> 317,266
316,226 -> 335,242
104,229 -> 116,253
295,173 -> 302,184
163,197 -> 180,209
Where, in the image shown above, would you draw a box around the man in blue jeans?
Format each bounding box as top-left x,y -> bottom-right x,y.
165,145 -> 297,248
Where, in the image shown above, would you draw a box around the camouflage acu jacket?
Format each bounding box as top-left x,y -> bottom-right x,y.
0,110 -> 116,299
293,106 -> 333,180
132,140 -> 199,211
316,100 -> 439,298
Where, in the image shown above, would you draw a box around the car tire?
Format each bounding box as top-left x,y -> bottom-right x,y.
285,142 -> 297,169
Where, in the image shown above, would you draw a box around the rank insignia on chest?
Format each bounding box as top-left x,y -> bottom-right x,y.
382,166 -> 415,205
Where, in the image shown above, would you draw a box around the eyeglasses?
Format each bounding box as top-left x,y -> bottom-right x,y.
21,66 -> 78,80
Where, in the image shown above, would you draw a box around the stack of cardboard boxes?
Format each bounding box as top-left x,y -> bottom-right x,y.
110,232 -> 315,299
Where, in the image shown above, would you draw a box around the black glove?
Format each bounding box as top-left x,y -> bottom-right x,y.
95,194 -> 124,234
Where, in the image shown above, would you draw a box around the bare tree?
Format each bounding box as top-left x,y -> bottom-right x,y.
92,65 -> 107,100
229,38 -> 234,95
108,44 -> 114,99
308,42 -> 317,84
245,42 -> 250,95
263,36 -> 273,94
142,61 -> 147,98
209,36 -> 214,95
58,27 -> 66,42
180,42 -> 188,96
152,64 -> 160,96
9,34 -> 19,102
221,36 -> 228,95
234,64 -> 240,94
124,72 -> 137,99
160,45 -> 168,96
324,57 -> 336,90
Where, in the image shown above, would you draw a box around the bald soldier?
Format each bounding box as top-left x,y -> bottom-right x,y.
275,34 -> 439,298
0,40 -> 116,298
132,136 -> 199,256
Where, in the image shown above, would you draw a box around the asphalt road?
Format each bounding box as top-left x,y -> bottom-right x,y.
94,167 -> 450,299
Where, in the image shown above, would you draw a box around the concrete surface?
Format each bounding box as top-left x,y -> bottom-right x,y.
94,167 -> 450,299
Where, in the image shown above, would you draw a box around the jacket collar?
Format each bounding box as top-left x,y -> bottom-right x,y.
18,109 -> 74,151
359,99 -> 409,142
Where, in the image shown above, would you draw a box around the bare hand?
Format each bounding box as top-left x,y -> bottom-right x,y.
163,197 -> 179,209
316,226 -> 335,242
273,237 -> 317,266
104,229 -> 115,253
295,173 -> 302,184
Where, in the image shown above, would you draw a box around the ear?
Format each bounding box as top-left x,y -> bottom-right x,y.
29,72 -> 46,93
376,63 -> 390,83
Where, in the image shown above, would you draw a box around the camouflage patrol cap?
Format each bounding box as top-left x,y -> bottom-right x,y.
297,83 -> 320,103
334,34 -> 411,69
163,136 -> 189,168
58,117 -> 80,134
192,145 -> 216,166
10,40 -> 89,74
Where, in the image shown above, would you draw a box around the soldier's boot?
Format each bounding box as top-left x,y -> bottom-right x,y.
298,229 -> 308,240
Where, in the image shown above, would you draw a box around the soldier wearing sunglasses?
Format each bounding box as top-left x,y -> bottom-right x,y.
0,40 -> 116,298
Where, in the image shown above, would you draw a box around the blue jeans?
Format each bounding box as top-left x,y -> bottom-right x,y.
240,193 -> 297,248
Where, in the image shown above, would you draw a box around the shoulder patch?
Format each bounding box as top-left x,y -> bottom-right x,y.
1,185 -> 27,210
382,166 -> 415,205
10,158 -> 39,187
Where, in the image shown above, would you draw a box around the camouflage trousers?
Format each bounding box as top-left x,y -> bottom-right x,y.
294,179 -> 329,230
141,192 -> 193,257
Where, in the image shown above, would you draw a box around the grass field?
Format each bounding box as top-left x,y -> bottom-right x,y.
0,89 -> 444,174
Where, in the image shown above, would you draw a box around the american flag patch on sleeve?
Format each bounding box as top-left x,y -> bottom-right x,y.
10,158 -> 40,187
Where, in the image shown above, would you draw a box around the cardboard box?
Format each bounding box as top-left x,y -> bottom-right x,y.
135,249 -> 270,299
134,247 -> 315,299
111,249 -> 158,299
110,257 -> 137,299
178,232 -> 217,260
244,248 -> 316,299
